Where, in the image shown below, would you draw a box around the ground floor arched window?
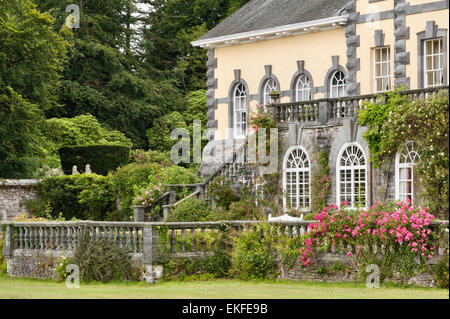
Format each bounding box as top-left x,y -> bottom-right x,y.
395,141 -> 420,202
283,146 -> 311,211
336,143 -> 367,208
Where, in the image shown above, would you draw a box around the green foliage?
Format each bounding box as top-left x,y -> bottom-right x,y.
167,197 -> 212,222
433,243 -> 449,289
358,90 -> 449,218
59,144 -> 131,176
311,151 -> 331,214
32,174 -> 117,221
110,162 -> 199,218
0,230 -> 6,274
73,231 -> 142,283
303,213 -> 318,221
162,251 -> 231,281
230,224 -> 279,280
215,197 -> 265,221
108,162 -> 163,216
54,255 -> 72,282
130,149 -> 172,166
0,0 -> 69,178
207,176 -> 240,210
147,111 -> 187,152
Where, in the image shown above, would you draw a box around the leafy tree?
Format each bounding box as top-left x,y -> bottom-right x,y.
0,0 -> 69,178
36,0 -> 184,149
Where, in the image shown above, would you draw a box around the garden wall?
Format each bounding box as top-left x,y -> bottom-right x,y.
278,252 -> 439,288
0,180 -> 39,221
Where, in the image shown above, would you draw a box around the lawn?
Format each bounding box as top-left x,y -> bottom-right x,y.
0,275 -> 448,299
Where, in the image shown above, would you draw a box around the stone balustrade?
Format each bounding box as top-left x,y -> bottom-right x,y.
1,219 -> 448,282
271,86 -> 449,125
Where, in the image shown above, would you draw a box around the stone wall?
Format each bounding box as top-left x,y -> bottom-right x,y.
0,180 -> 39,221
278,252 -> 439,288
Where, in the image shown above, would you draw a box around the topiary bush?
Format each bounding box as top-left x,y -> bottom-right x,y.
59,144 -> 130,176
73,230 -> 142,282
167,197 -> 212,222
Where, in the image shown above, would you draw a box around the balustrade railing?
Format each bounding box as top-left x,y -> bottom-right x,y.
272,86 -> 449,125
2,220 -> 448,265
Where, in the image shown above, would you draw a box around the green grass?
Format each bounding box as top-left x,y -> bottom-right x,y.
0,275 -> 448,299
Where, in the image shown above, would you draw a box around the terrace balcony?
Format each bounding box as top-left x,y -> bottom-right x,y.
268,86 -> 449,126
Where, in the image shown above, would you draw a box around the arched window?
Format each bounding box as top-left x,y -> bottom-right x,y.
283,147 -> 311,211
233,83 -> 247,138
337,143 -> 367,208
330,70 -> 347,98
263,78 -> 278,106
295,74 -> 312,101
395,141 -> 420,202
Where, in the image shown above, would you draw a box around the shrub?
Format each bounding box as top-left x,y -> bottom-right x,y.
298,201 -> 439,282
433,242 -> 449,289
59,144 -> 130,176
73,230 -> 142,282
311,151 -> 331,214
109,162 -> 163,216
162,251 -> 231,281
31,174 -> 116,220
167,197 -> 212,222
207,176 -> 239,210
110,162 -> 200,217
214,197 -> 265,221
130,149 -> 172,166
0,229 -> 6,274
358,90 -> 449,218
230,224 -> 279,280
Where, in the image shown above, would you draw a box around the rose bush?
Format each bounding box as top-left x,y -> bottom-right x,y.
299,200 -> 440,281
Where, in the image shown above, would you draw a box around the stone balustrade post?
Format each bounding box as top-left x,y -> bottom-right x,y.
133,205 -> 145,222
318,100 -> 329,125
2,224 -> 14,259
142,225 -> 163,283
168,189 -> 176,205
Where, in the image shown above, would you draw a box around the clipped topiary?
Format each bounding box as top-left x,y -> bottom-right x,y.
59,144 -> 130,176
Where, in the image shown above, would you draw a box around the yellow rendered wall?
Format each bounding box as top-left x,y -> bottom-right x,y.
357,18 -> 395,94
214,28 -> 347,139
357,0 -> 394,15
406,9 -> 449,90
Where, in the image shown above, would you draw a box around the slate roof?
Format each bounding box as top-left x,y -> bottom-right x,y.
199,0 -> 352,40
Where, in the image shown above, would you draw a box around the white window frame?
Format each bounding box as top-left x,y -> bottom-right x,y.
373,46 -> 391,93
283,146 -> 311,211
329,70 -> 347,98
233,83 -> 247,139
395,141 -> 420,202
263,78 -> 278,106
424,38 -> 444,88
295,74 -> 312,102
336,143 -> 368,209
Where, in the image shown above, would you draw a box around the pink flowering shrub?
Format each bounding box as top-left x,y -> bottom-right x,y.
133,182 -> 166,207
299,200 -> 439,280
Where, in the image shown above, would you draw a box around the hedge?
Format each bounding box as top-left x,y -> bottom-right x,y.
59,144 -> 130,176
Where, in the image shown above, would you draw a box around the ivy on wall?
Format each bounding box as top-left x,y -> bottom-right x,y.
358,89 -> 449,219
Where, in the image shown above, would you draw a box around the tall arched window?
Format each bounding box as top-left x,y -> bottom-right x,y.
283,146 -> 311,211
233,83 -> 247,138
330,70 -> 347,98
395,141 -> 420,202
263,78 -> 278,106
337,143 -> 367,208
295,74 -> 312,101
